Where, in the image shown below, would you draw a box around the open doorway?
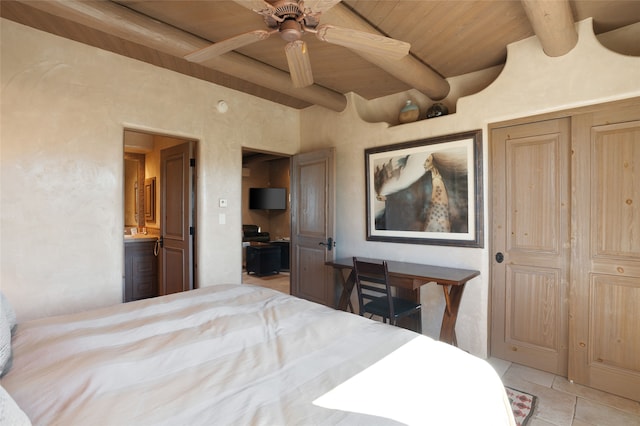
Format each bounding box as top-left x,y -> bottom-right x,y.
241,148 -> 291,294
123,129 -> 197,302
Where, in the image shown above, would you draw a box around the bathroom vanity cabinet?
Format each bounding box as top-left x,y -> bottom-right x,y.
124,239 -> 158,302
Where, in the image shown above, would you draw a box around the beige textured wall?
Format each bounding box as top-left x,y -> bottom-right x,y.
123,159 -> 138,227
1,19 -> 300,321
299,19 -> 640,357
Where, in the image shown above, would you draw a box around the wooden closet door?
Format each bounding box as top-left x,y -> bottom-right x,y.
570,103 -> 640,401
491,118 -> 571,375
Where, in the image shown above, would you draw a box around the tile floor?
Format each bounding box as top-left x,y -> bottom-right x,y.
488,358 -> 640,426
243,271 -> 640,426
242,270 -> 290,294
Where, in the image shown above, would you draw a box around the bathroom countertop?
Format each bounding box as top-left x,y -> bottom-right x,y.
124,234 -> 158,243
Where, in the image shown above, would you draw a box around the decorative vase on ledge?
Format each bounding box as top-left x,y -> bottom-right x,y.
426,102 -> 449,119
398,100 -> 420,124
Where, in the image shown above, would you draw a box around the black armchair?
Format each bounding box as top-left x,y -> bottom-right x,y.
242,225 -> 270,243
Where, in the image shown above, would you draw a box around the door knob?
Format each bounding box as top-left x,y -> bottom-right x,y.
495,252 -> 504,263
318,237 -> 336,251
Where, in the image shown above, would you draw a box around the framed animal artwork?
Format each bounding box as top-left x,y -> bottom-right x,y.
365,130 -> 483,247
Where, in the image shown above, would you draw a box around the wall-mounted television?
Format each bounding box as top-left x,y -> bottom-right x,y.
249,187 -> 287,210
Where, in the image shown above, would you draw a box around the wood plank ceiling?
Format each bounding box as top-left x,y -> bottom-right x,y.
2,0 -> 638,112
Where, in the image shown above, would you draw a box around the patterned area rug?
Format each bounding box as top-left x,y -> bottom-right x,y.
505,387 -> 536,426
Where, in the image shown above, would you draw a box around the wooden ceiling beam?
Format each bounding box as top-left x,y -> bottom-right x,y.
18,0 -> 347,112
521,0 -> 578,56
321,3 -> 450,101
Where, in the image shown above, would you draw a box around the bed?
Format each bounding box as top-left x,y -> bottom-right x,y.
1,284 -> 515,425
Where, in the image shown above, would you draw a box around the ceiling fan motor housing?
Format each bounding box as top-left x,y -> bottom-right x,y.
264,0 -> 318,38
280,19 -> 303,41
272,0 -> 302,17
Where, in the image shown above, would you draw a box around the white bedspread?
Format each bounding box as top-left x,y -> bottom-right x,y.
1,284 -> 515,425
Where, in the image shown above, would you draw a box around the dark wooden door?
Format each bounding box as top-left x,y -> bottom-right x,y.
160,141 -> 195,295
291,148 -> 337,307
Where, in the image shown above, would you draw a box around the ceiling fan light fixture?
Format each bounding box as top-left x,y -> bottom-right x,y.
285,40 -> 314,88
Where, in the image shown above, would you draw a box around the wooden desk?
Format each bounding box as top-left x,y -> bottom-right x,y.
326,257 -> 480,346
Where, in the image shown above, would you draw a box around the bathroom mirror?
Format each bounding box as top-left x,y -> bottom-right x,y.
124,152 -> 145,229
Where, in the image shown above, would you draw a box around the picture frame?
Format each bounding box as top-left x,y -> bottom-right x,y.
365,130 -> 483,247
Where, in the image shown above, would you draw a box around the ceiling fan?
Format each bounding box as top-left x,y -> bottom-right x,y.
184,0 -> 411,88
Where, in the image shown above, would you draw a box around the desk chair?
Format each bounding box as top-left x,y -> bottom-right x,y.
352,257 -> 422,333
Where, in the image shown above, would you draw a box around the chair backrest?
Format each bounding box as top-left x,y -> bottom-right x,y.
352,257 -> 394,318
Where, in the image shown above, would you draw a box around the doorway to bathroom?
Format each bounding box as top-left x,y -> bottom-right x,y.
124,129 -> 197,302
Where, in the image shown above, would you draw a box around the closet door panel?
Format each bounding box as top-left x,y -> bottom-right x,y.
592,123 -> 640,259
590,276 -> 640,372
506,265 -> 561,350
491,118 -> 570,375
570,107 -> 640,401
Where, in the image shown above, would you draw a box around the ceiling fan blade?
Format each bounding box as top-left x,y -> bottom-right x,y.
315,24 -> 410,60
184,30 -> 272,63
285,40 -> 314,88
232,0 -> 276,14
302,0 -> 342,14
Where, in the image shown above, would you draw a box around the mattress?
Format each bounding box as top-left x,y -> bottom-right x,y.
1,284 -> 515,425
